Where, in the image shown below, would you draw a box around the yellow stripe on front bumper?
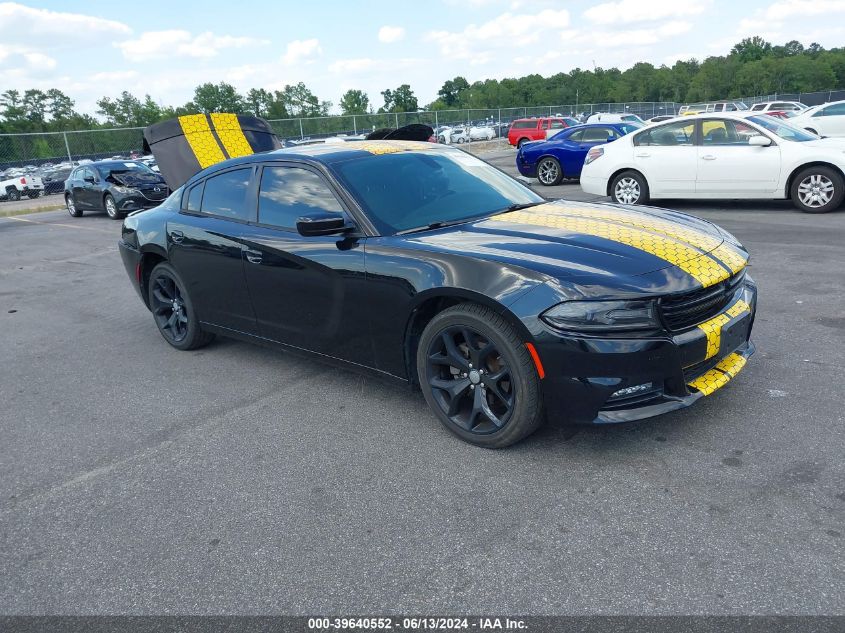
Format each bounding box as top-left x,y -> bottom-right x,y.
210,113 -> 254,159
687,352 -> 748,396
491,210 -> 733,287
178,114 -> 226,169
697,298 -> 751,360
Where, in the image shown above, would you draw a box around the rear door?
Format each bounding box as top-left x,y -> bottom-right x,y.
696,118 -> 781,195
631,119 -> 698,196
167,166 -> 258,334
239,162 -> 371,364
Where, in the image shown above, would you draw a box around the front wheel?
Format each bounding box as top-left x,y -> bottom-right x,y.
104,194 -> 120,219
417,304 -> 544,448
610,170 -> 649,205
6,189 -> 20,202
537,157 -> 563,186
517,138 -> 529,149
790,166 -> 844,213
148,263 -> 214,351
66,195 -> 82,217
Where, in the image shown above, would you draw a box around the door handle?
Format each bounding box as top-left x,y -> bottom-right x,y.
635,152 -> 650,158
245,249 -> 262,264
701,155 -> 717,160
170,230 -> 184,244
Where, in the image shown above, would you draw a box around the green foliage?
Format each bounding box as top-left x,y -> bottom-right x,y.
339,89 -> 370,115
380,84 -> 418,113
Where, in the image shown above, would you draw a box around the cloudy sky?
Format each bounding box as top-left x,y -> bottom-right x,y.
1,0 -> 844,118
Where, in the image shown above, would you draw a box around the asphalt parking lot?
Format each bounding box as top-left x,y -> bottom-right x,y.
1,150 -> 844,615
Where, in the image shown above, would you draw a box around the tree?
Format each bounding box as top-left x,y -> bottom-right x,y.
245,88 -> 272,117
96,91 -> 163,126
381,84 -> 418,113
193,82 -> 245,114
731,36 -> 773,63
437,77 -> 470,107
45,89 -> 76,121
1,90 -> 26,124
339,89 -> 370,115
280,82 -> 329,117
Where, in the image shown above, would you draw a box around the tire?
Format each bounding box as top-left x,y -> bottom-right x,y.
790,165 -> 844,214
517,138 -> 529,149
6,188 -> 20,202
148,262 -> 214,351
537,157 -> 563,186
66,194 -> 82,217
610,170 -> 649,205
416,303 -> 544,448
456,137 -> 465,144
104,194 -> 121,219
26,191 -> 39,199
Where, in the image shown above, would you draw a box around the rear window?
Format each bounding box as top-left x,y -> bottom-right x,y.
200,168 -> 252,221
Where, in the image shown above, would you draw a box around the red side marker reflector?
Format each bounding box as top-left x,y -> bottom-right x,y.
525,342 -> 545,379
135,262 -> 142,284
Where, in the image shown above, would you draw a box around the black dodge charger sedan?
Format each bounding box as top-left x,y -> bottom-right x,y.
119,140 -> 756,448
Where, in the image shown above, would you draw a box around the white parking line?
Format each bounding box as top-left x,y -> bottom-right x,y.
2,215 -> 116,235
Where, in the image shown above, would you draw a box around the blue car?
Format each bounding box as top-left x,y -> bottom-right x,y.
516,122 -> 643,186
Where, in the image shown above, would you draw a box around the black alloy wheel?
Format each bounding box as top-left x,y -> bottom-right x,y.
148,263 -> 214,350
417,304 -> 543,448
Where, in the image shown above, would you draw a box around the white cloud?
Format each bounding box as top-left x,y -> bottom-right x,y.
584,0 -> 712,24
328,57 -> 422,74
560,20 -> 692,49
765,0 -> 845,20
117,30 -> 266,61
0,2 -> 131,43
378,26 -> 405,43
425,9 -> 570,61
281,38 -> 322,66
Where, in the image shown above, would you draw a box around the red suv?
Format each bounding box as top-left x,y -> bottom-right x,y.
507,117 -> 573,148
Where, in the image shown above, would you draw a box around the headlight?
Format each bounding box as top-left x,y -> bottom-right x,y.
584,146 -> 604,165
112,186 -> 139,194
541,300 -> 658,331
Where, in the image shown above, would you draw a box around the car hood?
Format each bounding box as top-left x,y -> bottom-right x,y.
802,137 -> 845,149
405,200 -> 747,290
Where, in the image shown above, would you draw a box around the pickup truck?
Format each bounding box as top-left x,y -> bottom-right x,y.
507,117 -> 574,148
1,174 -> 45,201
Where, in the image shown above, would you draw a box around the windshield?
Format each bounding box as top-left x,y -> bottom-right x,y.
748,115 -> 818,142
619,123 -> 644,134
331,150 -> 542,235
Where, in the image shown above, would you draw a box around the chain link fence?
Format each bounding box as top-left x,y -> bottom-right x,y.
2,89 -> 844,184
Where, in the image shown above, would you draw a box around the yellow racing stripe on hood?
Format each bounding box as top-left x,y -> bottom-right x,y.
178,114 -> 226,169
490,206 -> 736,288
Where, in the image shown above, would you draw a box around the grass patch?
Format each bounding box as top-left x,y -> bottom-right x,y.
0,203 -> 64,218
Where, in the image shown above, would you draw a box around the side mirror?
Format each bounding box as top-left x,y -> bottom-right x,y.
296,212 -> 349,237
748,135 -> 772,147
84,175 -> 95,183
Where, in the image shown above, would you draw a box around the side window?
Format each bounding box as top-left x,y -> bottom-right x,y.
824,103 -> 845,116
257,166 -> 344,231
84,167 -> 97,182
549,120 -> 565,129
567,130 -> 584,143
750,104 -> 765,111
635,121 -> 696,146
200,168 -> 252,221
185,182 -> 204,212
581,127 -> 615,142
701,120 -> 758,145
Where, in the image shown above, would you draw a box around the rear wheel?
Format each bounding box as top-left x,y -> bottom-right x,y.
417,304 -> 544,448
610,170 -> 649,205
104,194 -> 120,219
517,138 -> 529,149
537,157 -> 563,186
66,194 -> 82,217
148,262 -> 214,351
790,166 -> 844,214
6,188 -> 20,202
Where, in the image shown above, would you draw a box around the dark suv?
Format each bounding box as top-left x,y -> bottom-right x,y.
64,161 -> 168,219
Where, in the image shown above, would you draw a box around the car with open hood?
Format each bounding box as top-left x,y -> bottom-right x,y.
118,114 -> 757,448
64,160 -> 169,219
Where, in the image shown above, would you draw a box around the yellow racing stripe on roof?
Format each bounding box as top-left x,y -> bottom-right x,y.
178,114 -> 226,168
490,208 -> 733,288
210,113 -> 254,159
353,141 -> 433,154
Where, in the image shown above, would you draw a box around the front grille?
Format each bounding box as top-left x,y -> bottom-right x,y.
659,270 -> 745,331
140,186 -> 168,201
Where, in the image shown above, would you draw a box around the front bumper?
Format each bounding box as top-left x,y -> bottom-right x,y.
536,280 -> 757,425
578,173 -> 606,196
516,154 -> 537,178
114,191 -> 166,212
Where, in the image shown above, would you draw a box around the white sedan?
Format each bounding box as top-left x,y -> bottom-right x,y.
788,100 -> 845,137
468,125 -> 495,141
580,113 -> 845,213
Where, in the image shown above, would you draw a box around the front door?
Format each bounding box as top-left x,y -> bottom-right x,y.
240,163 -> 371,364
696,118 -> 781,195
